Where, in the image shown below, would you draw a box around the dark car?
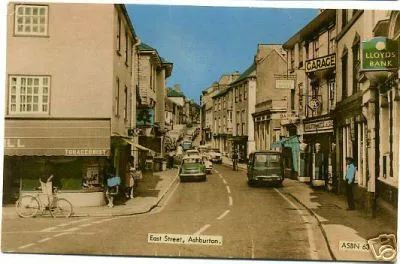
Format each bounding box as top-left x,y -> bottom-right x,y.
247,151 -> 284,187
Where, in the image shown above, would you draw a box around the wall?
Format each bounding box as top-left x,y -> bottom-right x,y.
6,3 -> 114,118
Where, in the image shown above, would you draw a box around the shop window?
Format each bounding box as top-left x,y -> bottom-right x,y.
8,75 -> 50,114
14,4 -> 48,36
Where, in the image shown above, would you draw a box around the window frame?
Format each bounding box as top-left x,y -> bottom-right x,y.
8,75 -> 51,115
352,40 -> 360,94
124,85 -> 128,121
125,30 -> 129,66
341,49 -> 348,99
14,4 -> 49,37
116,15 -> 121,54
115,77 -> 120,117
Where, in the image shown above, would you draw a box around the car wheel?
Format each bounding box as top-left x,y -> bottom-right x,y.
276,181 -> 283,188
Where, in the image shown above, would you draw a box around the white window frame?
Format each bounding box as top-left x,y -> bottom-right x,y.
8,75 -> 50,115
14,5 -> 49,36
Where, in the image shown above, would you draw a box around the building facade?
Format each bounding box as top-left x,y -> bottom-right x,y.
253,44 -> 288,152
4,3 -> 139,205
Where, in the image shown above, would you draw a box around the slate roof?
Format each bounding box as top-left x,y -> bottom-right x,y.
232,63 -> 256,85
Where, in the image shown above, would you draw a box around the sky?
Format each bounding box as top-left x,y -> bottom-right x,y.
126,5 -> 318,103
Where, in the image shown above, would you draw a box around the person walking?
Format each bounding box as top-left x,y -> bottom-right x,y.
344,157 -> 356,210
232,150 -> 238,171
125,157 -> 135,199
104,166 -> 120,208
168,150 -> 175,169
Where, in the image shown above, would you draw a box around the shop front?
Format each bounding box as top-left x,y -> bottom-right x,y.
3,119 -> 111,206
230,136 -> 248,162
302,115 -> 335,188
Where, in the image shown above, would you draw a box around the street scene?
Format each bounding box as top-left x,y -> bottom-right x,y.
1,2 -> 400,263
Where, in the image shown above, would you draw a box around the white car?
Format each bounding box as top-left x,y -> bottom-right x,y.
208,149 -> 222,163
202,155 -> 213,174
185,149 -> 200,157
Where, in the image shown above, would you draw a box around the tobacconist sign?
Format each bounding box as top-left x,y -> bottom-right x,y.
362,37 -> 399,71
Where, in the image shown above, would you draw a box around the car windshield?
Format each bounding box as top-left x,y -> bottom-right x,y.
253,154 -> 280,169
183,158 -> 201,164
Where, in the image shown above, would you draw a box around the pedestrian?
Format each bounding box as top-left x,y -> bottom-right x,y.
105,166 -> 120,208
232,150 -> 238,171
168,151 -> 175,169
39,160 -> 55,208
344,157 -> 356,210
125,157 -> 135,199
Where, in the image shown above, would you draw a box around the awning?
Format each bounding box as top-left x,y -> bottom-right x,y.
5,119 -> 111,156
123,138 -> 154,153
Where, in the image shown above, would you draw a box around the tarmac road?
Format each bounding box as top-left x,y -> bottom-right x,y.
2,164 -> 331,261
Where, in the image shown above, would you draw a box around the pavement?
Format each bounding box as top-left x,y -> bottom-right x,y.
2,168 -> 179,219
221,157 -> 397,261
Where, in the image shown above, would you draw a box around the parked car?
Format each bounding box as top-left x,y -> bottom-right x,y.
185,149 -> 200,157
201,155 -> 213,174
181,140 -> 192,151
247,151 -> 284,187
209,148 -> 222,164
179,155 -> 207,182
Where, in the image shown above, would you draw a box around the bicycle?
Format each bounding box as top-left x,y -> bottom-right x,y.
15,187 -> 73,218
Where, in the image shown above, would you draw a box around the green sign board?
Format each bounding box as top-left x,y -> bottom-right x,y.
362,37 -> 399,71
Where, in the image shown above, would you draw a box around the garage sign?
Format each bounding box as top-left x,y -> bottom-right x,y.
305,54 -> 336,73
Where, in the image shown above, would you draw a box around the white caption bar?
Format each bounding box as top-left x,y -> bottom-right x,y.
148,233 -> 223,246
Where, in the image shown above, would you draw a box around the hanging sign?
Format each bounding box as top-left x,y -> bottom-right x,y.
362,37 -> 399,71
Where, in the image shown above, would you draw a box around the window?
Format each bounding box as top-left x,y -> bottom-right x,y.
352,39 -> 360,94
342,10 -> 348,29
244,86 -> 247,100
8,75 -> 50,114
298,44 -> 304,68
290,49 -> 295,71
328,79 -> 336,110
116,16 -> 121,53
313,37 -> 319,58
14,5 -> 48,36
235,88 -> 238,102
291,89 -> 295,111
341,50 -> 348,99
115,78 -> 120,116
329,27 -> 336,54
305,42 -> 310,60
239,87 -> 242,102
124,86 -> 128,121
125,30 -> 129,66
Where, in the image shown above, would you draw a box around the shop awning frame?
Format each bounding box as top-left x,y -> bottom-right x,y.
123,138 -> 155,153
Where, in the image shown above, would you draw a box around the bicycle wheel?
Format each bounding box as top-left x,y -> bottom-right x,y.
50,198 -> 73,218
15,195 -> 40,218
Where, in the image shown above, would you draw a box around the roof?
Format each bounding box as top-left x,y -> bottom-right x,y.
167,88 -> 185,97
118,5 -> 138,39
231,63 -> 256,85
138,42 -> 155,51
283,9 -> 336,49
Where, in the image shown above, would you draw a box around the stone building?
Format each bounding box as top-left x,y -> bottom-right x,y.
335,9 -> 390,215
253,44 -> 288,151
230,63 -> 257,160
211,72 -> 240,154
4,3 -> 139,205
284,10 -> 337,187
201,82 -> 219,146
136,43 -> 173,157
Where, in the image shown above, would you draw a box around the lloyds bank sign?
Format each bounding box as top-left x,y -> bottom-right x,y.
362,37 -> 399,71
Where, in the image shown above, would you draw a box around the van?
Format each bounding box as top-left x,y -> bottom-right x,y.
247,151 -> 284,187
